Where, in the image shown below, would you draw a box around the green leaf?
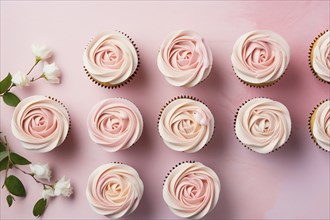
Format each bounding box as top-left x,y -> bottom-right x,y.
0,151 -> 8,162
6,195 -> 14,207
5,175 -> 26,197
0,73 -> 12,94
3,92 -> 20,107
0,157 -> 11,171
10,153 -> 31,165
33,198 -> 47,217
0,142 -> 6,152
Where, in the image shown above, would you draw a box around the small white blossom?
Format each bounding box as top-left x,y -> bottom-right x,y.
42,62 -> 61,83
29,163 -> 52,181
11,71 -> 30,87
54,176 -> 73,197
31,44 -> 52,61
42,186 -> 55,199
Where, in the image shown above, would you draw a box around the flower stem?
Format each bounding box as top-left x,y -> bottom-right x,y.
30,75 -> 44,82
14,166 -> 53,187
26,60 -> 40,76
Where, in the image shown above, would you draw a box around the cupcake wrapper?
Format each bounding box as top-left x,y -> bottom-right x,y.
308,30 -> 330,84
163,161 -> 196,187
308,99 -> 330,152
47,96 -> 71,136
232,66 -> 287,88
157,95 -> 215,151
83,30 -> 140,89
233,97 -> 291,153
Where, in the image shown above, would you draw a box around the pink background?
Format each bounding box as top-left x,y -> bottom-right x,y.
1,1 -> 329,219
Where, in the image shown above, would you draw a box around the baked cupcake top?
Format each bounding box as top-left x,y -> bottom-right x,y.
86,163 -> 144,219
312,100 -> 330,151
231,30 -> 290,85
163,162 -> 220,219
157,30 -> 213,87
311,30 -> 330,82
11,95 -> 70,153
158,98 -> 214,153
87,98 -> 143,152
83,32 -> 138,86
235,98 -> 291,153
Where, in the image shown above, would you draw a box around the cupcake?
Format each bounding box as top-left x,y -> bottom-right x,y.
86,163 -> 144,219
11,95 -> 70,153
234,98 -> 291,153
87,98 -> 143,152
231,30 -> 290,87
158,96 -> 214,153
309,100 -> 330,151
83,31 -> 139,88
157,30 -> 213,87
163,161 -> 220,219
309,30 -> 330,83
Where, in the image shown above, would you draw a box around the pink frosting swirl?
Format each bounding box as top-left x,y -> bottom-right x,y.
231,30 -> 290,85
158,98 -> 214,153
83,32 -> 138,85
86,163 -> 144,218
11,95 -> 70,153
157,30 -> 213,87
163,162 -> 220,219
235,98 -> 291,153
312,100 -> 330,151
311,30 -> 330,82
87,98 -> 143,152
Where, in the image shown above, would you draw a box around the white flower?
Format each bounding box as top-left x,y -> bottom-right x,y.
42,186 -> 55,199
29,163 -> 52,181
31,44 -> 52,61
11,71 -> 30,87
42,62 -> 61,83
54,176 -> 73,197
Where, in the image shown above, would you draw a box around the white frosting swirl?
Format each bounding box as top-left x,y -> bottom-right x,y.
83,32 -> 138,85
312,100 -> 330,151
159,98 -> 214,153
157,30 -> 213,87
235,98 -> 291,153
231,30 -> 290,85
11,95 -> 69,153
87,98 -> 143,152
86,163 -> 144,219
311,30 -> 330,82
163,162 -> 220,219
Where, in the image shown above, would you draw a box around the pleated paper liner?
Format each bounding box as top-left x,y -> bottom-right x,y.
308,99 -> 330,152
162,161 -> 196,187
157,95 -> 215,152
232,66 -> 287,88
233,97 -> 292,153
308,30 -> 330,84
47,96 -> 71,136
83,30 -> 140,89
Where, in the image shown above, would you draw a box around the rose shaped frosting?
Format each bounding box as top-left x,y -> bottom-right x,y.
86,163 -> 144,218
157,30 -> 213,87
159,98 -> 214,153
311,31 -> 330,82
163,162 -> 220,219
231,30 -> 290,85
312,100 -> 330,151
11,95 -> 69,153
235,98 -> 291,153
83,32 -> 138,85
87,98 -> 143,152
